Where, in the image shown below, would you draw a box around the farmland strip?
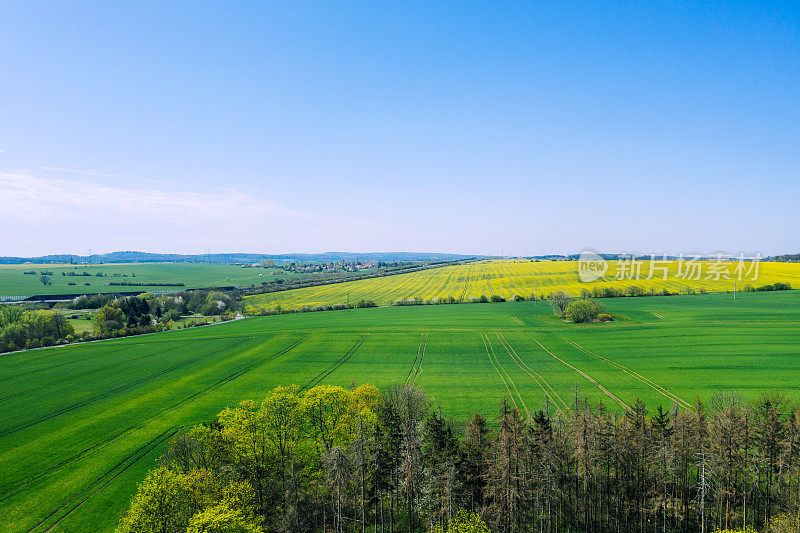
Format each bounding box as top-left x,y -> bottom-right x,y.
495,333 -> 566,412
26,427 -> 182,533
555,333 -> 692,409
412,333 -> 427,386
0,344 -> 136,385
458,264 -> 472,302
0,339 -> 248,438
481,334 -> 518,411
430,267 -> 456,300
0,337 -> 303,503
405,334 -> 425,386
302,334 -> 368,390
0,340 -> 206,402
481,334 -> 528,416
524,333 -> 631,412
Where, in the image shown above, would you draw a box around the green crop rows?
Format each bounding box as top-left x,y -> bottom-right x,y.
1,290 -> 799,531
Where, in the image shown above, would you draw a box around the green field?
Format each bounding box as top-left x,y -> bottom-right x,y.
0,263 -> 294,297
1,291 -> 799,532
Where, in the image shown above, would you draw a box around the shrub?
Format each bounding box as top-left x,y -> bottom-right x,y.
490,295 -> 505,302
754,282 -> 792,291
564,298 -> 604,323
549,291 -> 571,317
597,313 -> 614,322
625,285 -> 645,297
162,309 -> 181,322
430,510 -> 490,533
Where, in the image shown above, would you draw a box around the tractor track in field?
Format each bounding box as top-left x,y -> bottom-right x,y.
495,333 -> 566,412
302,334 -> 368,391
0,341 -> 206,403
26,426 -> 182,533
510,315 -> 524,325
413,334 -> 427,386
0,337 -> 253,439
430,268 -> 456,300
404,333 -> 427,386
481,334 -> 528,416
554,333 -> 692,410
458,264 -> 472,302
0,345 -> 136,386
524,333 -> 631,412
0,337 -> 303,503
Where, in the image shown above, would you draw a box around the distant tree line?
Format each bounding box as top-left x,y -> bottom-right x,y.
107,281 -> 186,287
766,255 -> 800,263
256,300 -> 379,316
78,290 -> 239,339
118,384 -> 800,533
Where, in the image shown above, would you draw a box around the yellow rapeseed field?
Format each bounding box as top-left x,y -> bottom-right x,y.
244,259 -> 800,313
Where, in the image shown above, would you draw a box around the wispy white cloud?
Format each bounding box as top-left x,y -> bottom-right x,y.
39,166 -> 119,178
0,167 -> 479,256
0,169 -> 350,255
0,170 -> 309,223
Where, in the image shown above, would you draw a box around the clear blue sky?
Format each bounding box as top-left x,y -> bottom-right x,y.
1,1 -> 798,257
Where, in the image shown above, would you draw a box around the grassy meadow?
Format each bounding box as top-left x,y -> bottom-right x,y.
0,263 -> 293,297
244,258 -> 800,312
1,290 -> 799,532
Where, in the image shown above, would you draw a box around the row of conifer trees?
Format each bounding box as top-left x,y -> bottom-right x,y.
117,384 -> 800,533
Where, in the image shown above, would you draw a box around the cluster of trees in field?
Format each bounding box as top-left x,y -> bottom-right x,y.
0,288 -> 245,352
548,292 -> 613,323
0,306 -> 74,352
118,384 -> 800,533
748,282 -> 792,292
76,290 -> 239,338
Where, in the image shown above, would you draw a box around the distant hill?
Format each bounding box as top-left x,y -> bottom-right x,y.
0,251 -> 493,265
